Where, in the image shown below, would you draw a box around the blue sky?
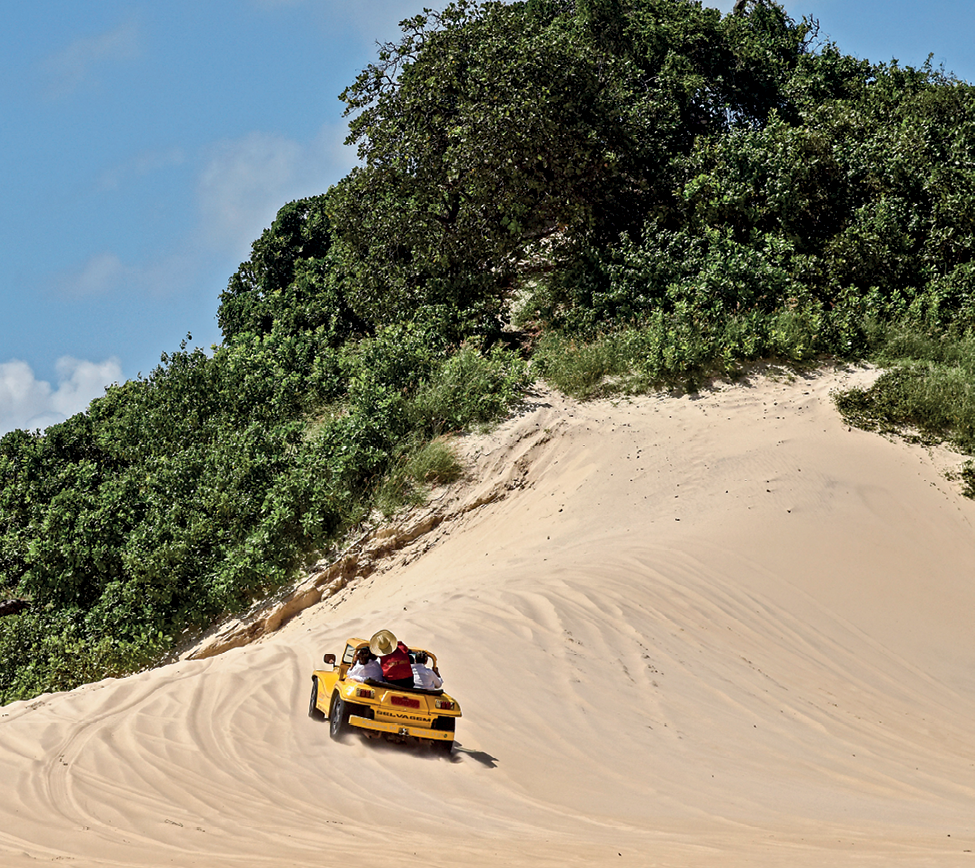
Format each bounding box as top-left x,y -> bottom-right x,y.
2,0 -> 973,433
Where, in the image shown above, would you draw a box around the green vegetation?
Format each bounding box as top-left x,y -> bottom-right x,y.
835,329 -> 975,452
0,327 -> 527,700
4,0 -> 975,702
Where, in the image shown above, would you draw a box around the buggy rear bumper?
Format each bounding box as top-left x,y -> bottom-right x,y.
349,715 -> 453,741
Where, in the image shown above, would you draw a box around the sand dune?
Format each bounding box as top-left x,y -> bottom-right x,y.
2,366 -> 975,867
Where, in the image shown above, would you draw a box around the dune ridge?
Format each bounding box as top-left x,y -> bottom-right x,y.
2,366 -> 974,867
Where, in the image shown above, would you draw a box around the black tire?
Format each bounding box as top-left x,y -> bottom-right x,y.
435,738 -> 454,755
329,692 -> 350,741
308,677 -> 325,721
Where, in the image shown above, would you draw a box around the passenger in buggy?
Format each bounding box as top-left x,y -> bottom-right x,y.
348,646 -> 383,682
369,629 -> 415,689
411,651 -> 443,690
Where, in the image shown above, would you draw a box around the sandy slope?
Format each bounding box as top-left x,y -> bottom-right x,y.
2,366 -> 975,867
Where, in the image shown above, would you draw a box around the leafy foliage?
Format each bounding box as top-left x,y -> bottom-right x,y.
328,0 -> 815,331
0,316 -> 526,702
835,329 -> 975,458
218,193 -> 368,343
5,0 -> 975,699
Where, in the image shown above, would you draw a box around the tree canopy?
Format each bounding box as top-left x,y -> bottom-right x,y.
3,0 -> 975,702
326,0 -> 816,331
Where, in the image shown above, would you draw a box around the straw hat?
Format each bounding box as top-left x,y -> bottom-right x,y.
369,629 -> 398,657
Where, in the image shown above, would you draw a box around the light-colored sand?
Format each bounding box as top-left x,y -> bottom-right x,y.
2,365 -> 975,867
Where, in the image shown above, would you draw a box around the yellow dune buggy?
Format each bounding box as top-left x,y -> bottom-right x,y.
308,637 -> 461,753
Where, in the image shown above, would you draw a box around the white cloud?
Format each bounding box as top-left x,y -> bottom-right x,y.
67,252 -> 130,297
57,125 -> 358,301
98,147 -> 187,192
57,233 -> 219,300
40,19 -> 142,99
0,357 -> 122,434
196,123 -> 359,259
197,132 -> 303,251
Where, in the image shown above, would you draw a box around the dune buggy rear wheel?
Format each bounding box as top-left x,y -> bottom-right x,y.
329,692 -> 350,740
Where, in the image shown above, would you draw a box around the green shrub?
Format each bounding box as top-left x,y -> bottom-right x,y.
835,328 -> 975,454
0,327 -> 529,703
405,438 -> 463,485
959,460 -> 975,498
408,346 -> 529,434
531,332 -> 631,398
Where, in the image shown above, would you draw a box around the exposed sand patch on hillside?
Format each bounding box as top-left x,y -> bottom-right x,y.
2,365 -> 974,867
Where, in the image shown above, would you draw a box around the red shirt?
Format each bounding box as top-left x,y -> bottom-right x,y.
380,641 -> 412,681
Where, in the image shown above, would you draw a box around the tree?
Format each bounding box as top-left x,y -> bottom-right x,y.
217,193 -> 368,344
329,0 -> 815,332
332,1 -> 641,328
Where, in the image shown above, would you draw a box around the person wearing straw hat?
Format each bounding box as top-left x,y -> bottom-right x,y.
369,629 -> 414,689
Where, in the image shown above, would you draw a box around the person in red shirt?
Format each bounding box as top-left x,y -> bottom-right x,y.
369,630 -> 415,689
